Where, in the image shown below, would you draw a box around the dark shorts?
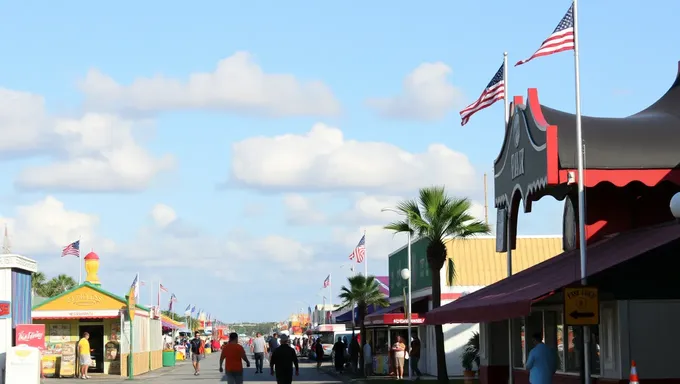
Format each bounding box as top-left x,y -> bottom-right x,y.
222,371 -> 244,384
192,354 -> 202,362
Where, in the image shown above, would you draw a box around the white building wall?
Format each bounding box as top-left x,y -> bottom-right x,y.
0,255 -> 37,384
0,267 -> 10,383
417,280 -> 485,377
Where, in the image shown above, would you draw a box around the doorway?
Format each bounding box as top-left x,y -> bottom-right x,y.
79,324 -> 105,373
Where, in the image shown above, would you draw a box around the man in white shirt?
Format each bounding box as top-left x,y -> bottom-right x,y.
252,332 -> 268,373
363,340 -> 372,376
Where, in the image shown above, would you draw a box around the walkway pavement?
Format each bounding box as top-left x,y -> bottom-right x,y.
45,353 -> 344,383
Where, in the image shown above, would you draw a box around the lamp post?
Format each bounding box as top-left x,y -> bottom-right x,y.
381,207 -> 412,379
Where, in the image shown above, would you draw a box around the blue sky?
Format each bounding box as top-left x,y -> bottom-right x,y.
0,0 -> 678,322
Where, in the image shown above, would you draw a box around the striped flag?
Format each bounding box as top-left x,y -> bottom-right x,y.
61,240 -> 80,257
131,275 -> 140,299
323,275 -> 330,288
159,284 -> 169,293
349,235 -> 366,263
515,3 -> 575,66
460,63 -> 505,126
169,294 -> 177,312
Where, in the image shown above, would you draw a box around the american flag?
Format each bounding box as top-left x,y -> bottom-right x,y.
139,280 -> 146,287
61,240 -> 80,257
460,63 -> 505,126
323,275 -> 330,288
159,284 -> 169,293
349,235 -> 366,263
515,3 -> 575,66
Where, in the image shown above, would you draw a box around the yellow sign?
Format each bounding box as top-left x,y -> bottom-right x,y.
564,287 -> 599,326
127,288 -> 136,321
36,286 -> 125,311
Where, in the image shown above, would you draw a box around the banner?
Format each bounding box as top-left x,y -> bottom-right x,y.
15,324 -> 46,351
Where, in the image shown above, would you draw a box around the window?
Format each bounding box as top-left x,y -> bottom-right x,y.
511,309 -> 601,375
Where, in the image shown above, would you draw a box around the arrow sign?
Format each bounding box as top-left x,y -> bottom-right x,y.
569,310 -> 594,319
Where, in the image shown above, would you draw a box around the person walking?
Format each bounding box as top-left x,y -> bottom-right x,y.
270,334 -> 299,384
268,332 -> 280,366
77,332 -> 91,380
220,332 -> 251,384
332,337 -> 346,373
526,332 -> 557,384
410,334 -> 423,379
315,339 -> 324,369
190,331 -> 205,376
252,332 -> 267,373
349,336 -> 360,372
363,340 -> 372,377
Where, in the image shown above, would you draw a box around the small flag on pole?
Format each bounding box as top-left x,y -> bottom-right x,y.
460,63 -> 505,126
184,304 -> 191,315
349,235 -> 366,263
159,284 -> 169,293
61,240 -> 80,257
130,275 -> 140,299
323,275 -> 330,288
515,3 -> 575,66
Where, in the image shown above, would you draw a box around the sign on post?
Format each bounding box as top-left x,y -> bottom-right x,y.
5,345 -> 41,384
564,286 -> 599,326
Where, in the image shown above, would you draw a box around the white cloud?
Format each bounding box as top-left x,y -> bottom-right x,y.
80,51 -> 341,117
151,204 -> 177,227
229,123 -> 478,194
0,89 -> 55,154
366,62 -> 463,121
0,196 -> 115,275
15,114 -> 175,192
283,194 -> 326,225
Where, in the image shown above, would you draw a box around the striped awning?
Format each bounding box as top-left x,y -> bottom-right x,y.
162,320 -> 180,329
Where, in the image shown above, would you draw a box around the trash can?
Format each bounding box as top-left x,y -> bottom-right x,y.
162,350 -> 176,367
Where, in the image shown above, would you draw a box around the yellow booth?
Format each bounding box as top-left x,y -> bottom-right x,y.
32,252 -> 155,378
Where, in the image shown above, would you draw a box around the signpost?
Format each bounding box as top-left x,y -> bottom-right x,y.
564,287 -> 599,326
126,293 -> 135,380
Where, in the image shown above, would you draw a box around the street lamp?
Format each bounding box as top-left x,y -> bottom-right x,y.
670,192 -> 680,219
381,207 -> 412,379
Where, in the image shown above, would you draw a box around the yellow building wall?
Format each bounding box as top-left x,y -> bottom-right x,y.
120,352 -> 151,376
36,317 -> 122,376
445,236 -> 563,286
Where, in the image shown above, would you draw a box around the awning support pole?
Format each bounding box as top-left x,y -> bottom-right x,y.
503,51 -> 514,384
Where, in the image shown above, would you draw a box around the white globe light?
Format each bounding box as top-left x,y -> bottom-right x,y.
400,268 -> 411,280
671,192 -> 680,219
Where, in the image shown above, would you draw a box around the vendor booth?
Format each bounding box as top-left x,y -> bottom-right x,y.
31,252 -> 154,378
363,300 -> 427,375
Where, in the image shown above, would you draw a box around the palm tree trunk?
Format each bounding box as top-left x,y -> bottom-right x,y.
359,305 -> 367,376
431,265 -> 449,383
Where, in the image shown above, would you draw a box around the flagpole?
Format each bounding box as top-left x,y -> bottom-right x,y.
503,51 -> 514,384
78,236 -> 82,285
572,1 -> 591,382
363,231 -> 368,277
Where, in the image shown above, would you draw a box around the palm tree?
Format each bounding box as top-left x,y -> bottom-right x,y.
41,274 -> 78,297
384,186 -> 490,383
338,274 -> 389,375
32,271 -> 47,296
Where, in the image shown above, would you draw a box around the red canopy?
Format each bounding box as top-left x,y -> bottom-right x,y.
427,222 -> 680,324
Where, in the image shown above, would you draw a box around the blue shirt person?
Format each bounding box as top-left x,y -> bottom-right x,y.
525,332 -> 557,384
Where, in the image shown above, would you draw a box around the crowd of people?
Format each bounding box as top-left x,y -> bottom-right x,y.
184,330 -> 424,383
